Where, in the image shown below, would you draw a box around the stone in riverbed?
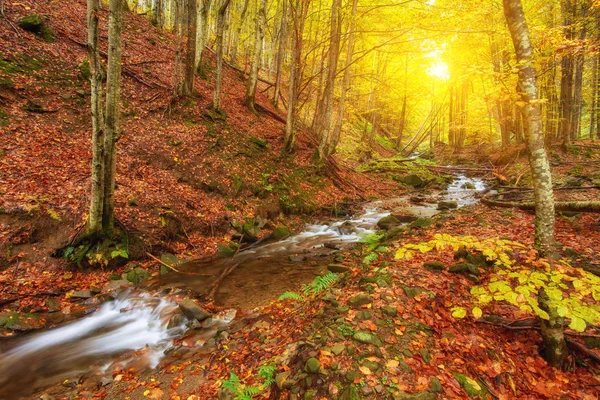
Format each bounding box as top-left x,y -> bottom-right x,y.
71,290 -> 92,299
437,200 -> 458,210
178,298 -> 211,321
402,174 -> 425,188
393,214 -> 418,223
338,221 -> 357,235
377,215 -> 400,230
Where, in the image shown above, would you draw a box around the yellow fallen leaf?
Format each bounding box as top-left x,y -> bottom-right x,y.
358,366 -> 372,375
386,359 -> 399,369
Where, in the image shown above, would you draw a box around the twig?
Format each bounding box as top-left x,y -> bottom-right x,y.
145,252 -> 210,276
208,262 -> 240,299
1,0 -> 22,38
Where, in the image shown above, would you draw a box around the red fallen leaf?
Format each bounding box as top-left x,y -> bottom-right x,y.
362,319 -> 377,331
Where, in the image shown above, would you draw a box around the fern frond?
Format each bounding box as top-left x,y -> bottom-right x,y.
278,291 -> 304,301
303,273 -> 339,294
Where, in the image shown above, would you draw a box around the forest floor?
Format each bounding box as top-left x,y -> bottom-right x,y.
1,1 -> 600,399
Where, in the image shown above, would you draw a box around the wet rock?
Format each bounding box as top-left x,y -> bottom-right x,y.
45,298 -> 61,312
381,305 -> 397,317
393,214 -> 418,223
338,221 -> 357,235
305,357 -> 321,374
437,200 -> 458,210
71,290 -> 92,299
461,182 -> 476,189
352,331 -> 382,346
393,392 -> 436,400
348,293 -> 372,307
402,174 -> 425,188
430,376 -> 443,393
290,255 -> 305,262
423,261 -> 445,272
167,313 -> 186,329
362,360 -> 380,372
103,279 -> 130,292
449,263 -> 480,276
328,264 -> 349,273
125,267 -> 150,285
331,343 -> 345,355
178,298 -> 211,321
377,215 -> 400,230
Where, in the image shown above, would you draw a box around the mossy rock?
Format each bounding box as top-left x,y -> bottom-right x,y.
126,266 -> 150,284
402,174 -> 425,188
79,58 -> 91,80
305,357 -> 321,374
352,331 -> 382,346
338,385 -> 361,400
423,261 -> 445,271
348,293 -> 372,307
409,218 -> 432,229
271,225 -> 291,240
461,182 -> 476,189
18,14 -> 54,42
377,215 -> 400,230
449,263 -> 480,276
216,242 -> 238,257
400,284 -> 424,298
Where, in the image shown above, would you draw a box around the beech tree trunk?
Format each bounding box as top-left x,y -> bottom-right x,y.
212,0 -> 232,111
284,0 -> 308,152
87,0 -> 105,236
185,0 -> 197,95
559,0 -> 574,148
317,0 -> 343,159
329,0 -> 358,155
273,0 -> 288,108
102,0 -> 123,235
230,0 -> 250,66
503,0 -> 566,369
195,0 -> 213,74
244,0 -> 266,112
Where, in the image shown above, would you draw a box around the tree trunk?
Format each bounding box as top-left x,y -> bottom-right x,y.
184,0 -> 197,95
195,0 -> 213,74
87,0 -> 105,236
590,54 -> 597,139
284,0 -> 308,152
559,0 -> 574,148
212,0 -> 232,111
174,0 -> 185,96
316,0 -> 343,159
244,0 -> 266,112
273,0 -> 288,108
328,0 -> 357,155
503,0 -> 565,369
230,0 -> 250,66
102,0 -> 123,235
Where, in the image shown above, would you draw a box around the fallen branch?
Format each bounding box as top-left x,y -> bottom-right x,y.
482,193 -> 600,213
208,262 -> 240,299
0,0 -> 21,38
146,252 -> 210,276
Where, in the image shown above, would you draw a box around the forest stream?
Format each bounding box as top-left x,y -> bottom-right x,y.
0,174 -> 486,399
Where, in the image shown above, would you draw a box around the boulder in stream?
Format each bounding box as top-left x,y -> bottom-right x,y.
392,214 -> 418,223
338,221 -> 357,235
179,298 -> 211,321
437,200 -> 458,210
402,174 -> 426,188
377,215 -> 401,230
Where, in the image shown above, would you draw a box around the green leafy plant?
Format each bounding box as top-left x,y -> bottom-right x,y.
302,273 -> 339,295
396,234 -> 600,333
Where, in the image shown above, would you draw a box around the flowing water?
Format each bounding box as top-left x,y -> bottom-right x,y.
0,174 -> 485,399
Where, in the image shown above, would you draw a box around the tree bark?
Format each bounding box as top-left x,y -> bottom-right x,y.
184,0 -> 197,95
230,0 -> 250,66
244,0 -> 267,112
195,0 -> 213,74
87,0 -> 105,236
317,0 -> 343,159
102,0 -> 123,235
212,0 -> 232,111
273,0 -> 288,108
174,0 -> 185,96
329,0 -> 358,155
504,0 -> 565,369
559,0 -> 574,148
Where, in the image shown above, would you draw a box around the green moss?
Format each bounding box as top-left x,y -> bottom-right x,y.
79,58 -> 91,80
452,373 -> 487,398
18,14 -> 54,42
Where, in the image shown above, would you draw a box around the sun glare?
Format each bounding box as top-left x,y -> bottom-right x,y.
427,61 -> 450,81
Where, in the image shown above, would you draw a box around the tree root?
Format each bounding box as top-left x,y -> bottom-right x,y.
566,339 -> 600,364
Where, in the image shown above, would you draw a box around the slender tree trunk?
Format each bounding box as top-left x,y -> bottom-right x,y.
317,0 -> 343,159
572,2 -> 586,140
244,0 -> 266,112
212,0 -> 232,111
87,0 -> 105,236
329,0 -> 358,155
284,0 -> 308,152
448,84 -> 455,147
195,0 -> 213,74
184,0 -> 197,95
230,0 -> 250,66
559,0 -> 574,148
174,0 -> 185,96
590,55 -> 597,139
102,0 -> 123,235
504,0 -> 566,369
273,0 -> 288,108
